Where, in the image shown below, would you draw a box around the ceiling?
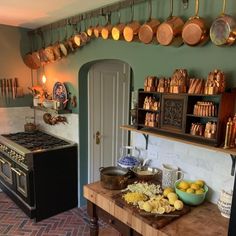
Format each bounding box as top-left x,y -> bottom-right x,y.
0,0 -> 118,29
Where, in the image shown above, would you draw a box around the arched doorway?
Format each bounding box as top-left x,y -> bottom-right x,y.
78,59 -> 132,205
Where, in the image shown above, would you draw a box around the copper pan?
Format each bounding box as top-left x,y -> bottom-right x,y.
86,15 -> 96,38
101,13 -> 113,40
138,0 -> 161,44
59,25 -> 69,57
156,0 -> 184,46
210,0 -> 236,46
112,8 -> 126,40
38,31 -> 50,65
52,28 -> 62,61
44,26 -> 56,62
94,14 -> 105,38
123,2 -> 141,42
23,34 -> 41,70
182,0 -> 208,46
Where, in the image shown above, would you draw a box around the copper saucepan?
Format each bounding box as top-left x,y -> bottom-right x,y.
59,25 -> 69,57
52,28 -> 62,61
112,9 -> 126,41
156,0 -> 184,46
94,14 -> 104,38
38,31 -> 50,65
123,2 -> 141,42
138,0 -> 161,44
182,0 -> 208,46
44,26 -> 56,62
101,13 -> 113,40
210,0 -> 236,46
23,34 -> 41,70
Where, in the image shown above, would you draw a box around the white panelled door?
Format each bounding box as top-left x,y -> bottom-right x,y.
88,61 -> 130,182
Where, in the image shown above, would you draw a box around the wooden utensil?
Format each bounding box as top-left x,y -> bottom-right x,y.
210,0 -> 236,46
156,0 -> 184,46
138,0 -> 161,44
182,0 -> 209,46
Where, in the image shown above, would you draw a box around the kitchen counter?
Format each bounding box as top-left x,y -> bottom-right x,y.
83,181 -> 229,236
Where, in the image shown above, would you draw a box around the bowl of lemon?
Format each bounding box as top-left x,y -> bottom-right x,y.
175,179 -> 208,206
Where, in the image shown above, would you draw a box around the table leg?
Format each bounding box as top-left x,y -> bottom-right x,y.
87,200 -> 99,236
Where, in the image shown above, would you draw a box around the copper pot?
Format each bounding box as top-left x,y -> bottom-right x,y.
99,166 -> 130,190
112,10 -> 125,41
138,0 -> 161,44
52,28 -> 62,61
123,3 -> 141,42
156,0 -> 184,46
101,13 -> 113,40
44,26 -> 56,62
23,51 -> 41,70
210,0 -> 236,46
182,0 -> 209,46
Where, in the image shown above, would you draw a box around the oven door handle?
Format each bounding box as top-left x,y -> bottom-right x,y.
11,167 -> 24,176
0,158 -> 6,164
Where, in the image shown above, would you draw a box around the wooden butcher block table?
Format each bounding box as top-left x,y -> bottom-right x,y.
83,182 -> 229,236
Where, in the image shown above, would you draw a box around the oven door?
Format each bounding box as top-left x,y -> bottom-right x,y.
0,154 -> 14,189
11,164 -> 34,206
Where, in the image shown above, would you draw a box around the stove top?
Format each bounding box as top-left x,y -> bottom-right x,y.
2,131 -> 70,152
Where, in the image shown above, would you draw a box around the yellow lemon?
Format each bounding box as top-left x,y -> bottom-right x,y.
174,200 -> 184,210
179,188 -> 186,192
195,189 -> 205,195
190,183 -> 200,190
163,187 -> 174,197
186,188 -> 195,194
157,207 -> 165,214
143,202 -> 152,212
178,181 -> 190,190
195,180 -> 205,188
168,197 -> 178,205
167,192 -> 178,200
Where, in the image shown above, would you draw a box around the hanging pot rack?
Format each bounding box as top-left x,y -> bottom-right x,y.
29,0 -> 188,35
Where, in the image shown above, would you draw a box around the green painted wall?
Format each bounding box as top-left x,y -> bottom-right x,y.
0,24 -> 34,107
36,0 -> 236,205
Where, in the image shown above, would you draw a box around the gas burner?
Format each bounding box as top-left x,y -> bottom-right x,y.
2,131 -> 70,151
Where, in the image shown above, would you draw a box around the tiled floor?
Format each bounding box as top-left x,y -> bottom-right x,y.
0,192 -> 120,236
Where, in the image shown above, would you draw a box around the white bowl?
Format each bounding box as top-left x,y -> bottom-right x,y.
42,100 -> 54,108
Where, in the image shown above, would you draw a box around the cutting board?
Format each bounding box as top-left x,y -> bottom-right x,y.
113,192 -> 191,229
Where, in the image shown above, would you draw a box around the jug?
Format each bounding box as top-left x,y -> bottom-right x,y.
162,163 -> 184,188
117,146 -> 140,168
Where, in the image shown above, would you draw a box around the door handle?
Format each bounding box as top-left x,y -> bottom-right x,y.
95,131 -> 101,145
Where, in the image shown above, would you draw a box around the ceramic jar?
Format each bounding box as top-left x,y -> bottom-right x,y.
217,190 -> 232,218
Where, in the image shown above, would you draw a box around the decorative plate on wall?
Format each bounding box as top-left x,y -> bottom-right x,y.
53,82 -> 68,109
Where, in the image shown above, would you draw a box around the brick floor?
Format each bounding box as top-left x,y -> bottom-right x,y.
0,192 -> 120,236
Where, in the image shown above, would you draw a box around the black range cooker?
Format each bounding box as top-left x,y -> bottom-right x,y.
0,131 -> 78,221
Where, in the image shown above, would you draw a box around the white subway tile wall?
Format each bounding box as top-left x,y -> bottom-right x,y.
35,110 -> 79,143
131,132 -> 235,204
0,107 -> 34,134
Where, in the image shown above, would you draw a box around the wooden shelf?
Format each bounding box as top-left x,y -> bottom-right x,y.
33,106 -> 72,114
186,114 -> 218,120
121,125 -> 236,156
